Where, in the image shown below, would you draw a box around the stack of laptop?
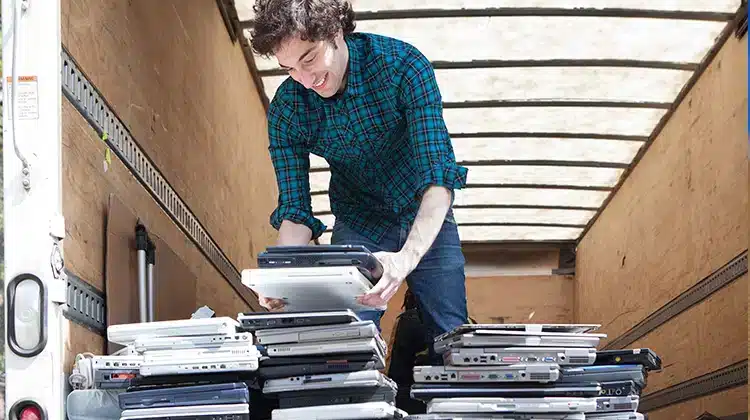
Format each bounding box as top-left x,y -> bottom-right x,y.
237,309 -> 406,419
405,323 -> 660,420
104,317 -> 261,419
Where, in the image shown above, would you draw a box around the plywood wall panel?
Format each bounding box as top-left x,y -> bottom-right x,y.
576,34 -> 748,344
467,275 -> 574,324
645,385 -> 747,420
629,275 -> 747,394
62,0 -> 278,276
63,99 -> 252,361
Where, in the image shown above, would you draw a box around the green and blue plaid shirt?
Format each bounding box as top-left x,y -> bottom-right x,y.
266,32 -> 468,242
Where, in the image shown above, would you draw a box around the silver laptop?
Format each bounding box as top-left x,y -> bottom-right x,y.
404,414 -> 586,420
435,331 -> 604,353
256,321 -> 378,345
443,347 -> 596,367
266,336 -> 387,358
595,395 -> 639,412
272,401 -> 406,420
435,324 -> 601,342
426,397 -> 598,414
264,370 -> 393,394
586,413 -> 645,420
414,364 -> 559,383
120,403 -> 249,419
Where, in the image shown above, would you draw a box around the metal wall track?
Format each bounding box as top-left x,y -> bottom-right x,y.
60,47 -> 257,307
640,360 -> 748,412
604,251 -> 748,350
62,271 -> 107,336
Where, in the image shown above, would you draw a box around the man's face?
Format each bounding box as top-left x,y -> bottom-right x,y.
274,32 -> 348,98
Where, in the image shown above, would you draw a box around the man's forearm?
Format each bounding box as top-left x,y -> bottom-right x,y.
399,185 -> 452,270
277,220 -> 313,246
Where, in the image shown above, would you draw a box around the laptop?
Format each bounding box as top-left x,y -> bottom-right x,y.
142,341 -> 258,361
107,317 -> 240,345
443,346 -> 596,367
595,395 -> 639,412
413,364 -> 560,384
132,332 -> 253,353
255,321 -> 377,345
139,351 -> 261,376
558,365 -> 647,388
265,336 -> 387,358
434,331 -> 604,353
241,265 -> 376,312
409,382 -> 602,401
586,414 -> 645,420
257,353 -> 385,379
435,324 -> 601,342
404,415 -> 586,420
599,380 -> 643,397
118,382 -> 249,410
271,401 -> 406,420
425,397 -> 598,414
119,403 -> 249,420
277,379 -> 397,409
594,348 -> 661,371
263,370 -> 391,395
238,310 -> 361,332
258,244 -> 384,284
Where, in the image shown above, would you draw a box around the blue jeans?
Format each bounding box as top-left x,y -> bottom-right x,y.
330,212 -> 468,364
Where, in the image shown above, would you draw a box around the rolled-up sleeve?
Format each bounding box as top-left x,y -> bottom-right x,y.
397,47 -> 468,199
267,96 -> 327,239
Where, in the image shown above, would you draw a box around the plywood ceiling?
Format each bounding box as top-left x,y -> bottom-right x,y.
229,0 -> 741,244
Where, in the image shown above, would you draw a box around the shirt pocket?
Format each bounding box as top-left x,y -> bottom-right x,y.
348,88 -> 403,159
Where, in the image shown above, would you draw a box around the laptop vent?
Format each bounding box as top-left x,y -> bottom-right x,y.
568,357 -> 592,364
529,373 -> 551,381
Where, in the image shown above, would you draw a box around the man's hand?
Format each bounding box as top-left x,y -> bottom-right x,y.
257,292 -> 286,311
358,251 -> 418,308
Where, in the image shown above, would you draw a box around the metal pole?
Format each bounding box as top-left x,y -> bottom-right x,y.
147,239 -> 156,322
135,223 -> 148,323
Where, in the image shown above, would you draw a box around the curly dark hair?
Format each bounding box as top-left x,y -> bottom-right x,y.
250,0 -> 356,57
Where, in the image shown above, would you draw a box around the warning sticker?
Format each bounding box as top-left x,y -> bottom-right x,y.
6,75 -> 39,120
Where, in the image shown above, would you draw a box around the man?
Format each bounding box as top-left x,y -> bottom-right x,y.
249,0 -> 469,361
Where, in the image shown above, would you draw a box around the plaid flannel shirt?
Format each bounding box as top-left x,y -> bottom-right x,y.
266,32 -> 468,242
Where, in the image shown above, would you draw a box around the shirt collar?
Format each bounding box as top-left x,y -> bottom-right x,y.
341,34 -> 367,97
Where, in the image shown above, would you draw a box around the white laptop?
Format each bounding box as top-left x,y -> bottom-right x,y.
120,403 -> 249,419
142,341 -> 259,361
256,320 -> 378,345
272,401 -> 406,420
132,332 -> 253,353
426,397 -> 598,414
107,317 -> 239,345
139,351 -> 261,376
242,266 -> 379,312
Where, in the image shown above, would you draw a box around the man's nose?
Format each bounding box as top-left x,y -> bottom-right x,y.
299,72 -> 315,89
